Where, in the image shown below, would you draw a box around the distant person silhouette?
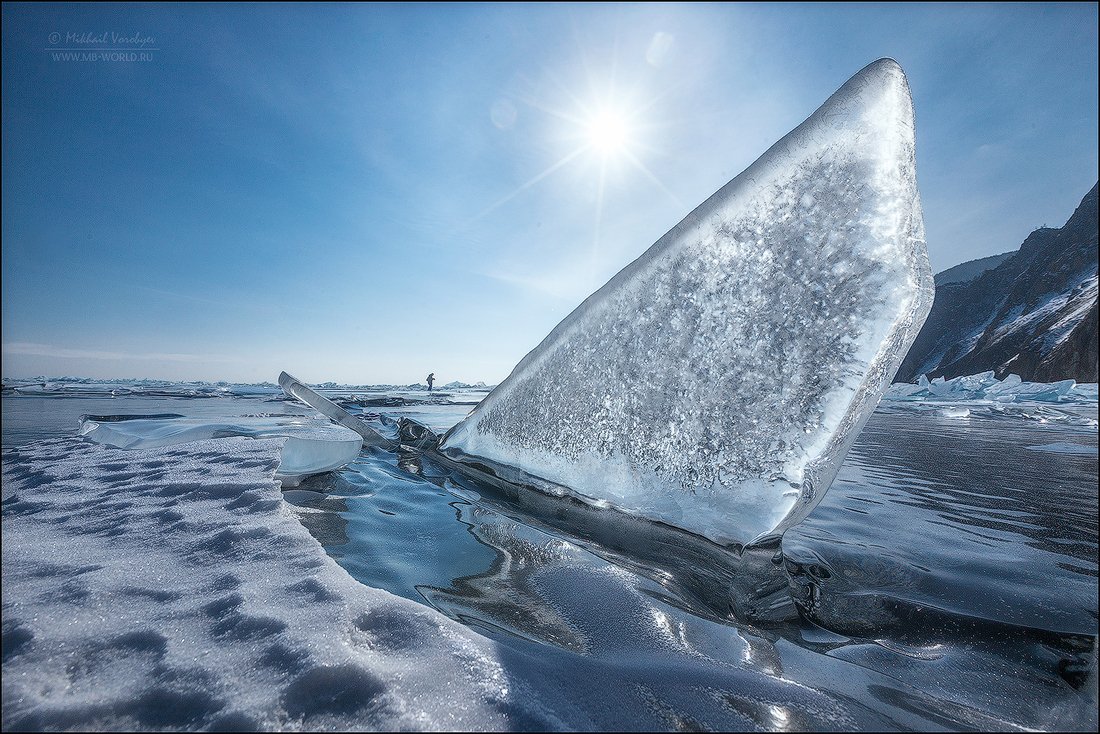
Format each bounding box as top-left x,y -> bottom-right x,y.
426,372 -> 435,392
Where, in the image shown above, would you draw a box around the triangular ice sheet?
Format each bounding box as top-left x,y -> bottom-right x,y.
439,59 -> 934,547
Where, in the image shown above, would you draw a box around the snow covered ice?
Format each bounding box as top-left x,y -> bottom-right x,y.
439,59 -> 934,547
1,438 -> 544,731
79,415 -> 363,486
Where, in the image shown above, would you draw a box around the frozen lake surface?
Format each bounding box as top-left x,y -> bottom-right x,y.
2,380 -> 1097,730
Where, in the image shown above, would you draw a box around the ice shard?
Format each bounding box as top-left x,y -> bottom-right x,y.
80,416 -> 363,486
438,59 -> 934,547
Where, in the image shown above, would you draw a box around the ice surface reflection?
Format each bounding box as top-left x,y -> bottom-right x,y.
293,404 -> 1097,730
3,388 -> 1093,728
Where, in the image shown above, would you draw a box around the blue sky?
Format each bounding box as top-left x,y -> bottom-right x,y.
3,3 -> 1097,384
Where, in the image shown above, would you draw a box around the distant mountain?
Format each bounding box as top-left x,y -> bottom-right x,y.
934,252 -> 1014,287
898,182 -> 1098,383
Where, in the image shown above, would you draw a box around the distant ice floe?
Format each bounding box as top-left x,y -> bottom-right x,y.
883,371 -> 1098,427
2,377 -> 282,399
79,416 -> 362,486
885,371 -> 1096,404
1024,442 -> 1098,456
1,377 -> 491,405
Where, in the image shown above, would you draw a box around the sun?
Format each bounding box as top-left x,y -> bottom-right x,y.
586,109 -> 629,156
471,69 -> 684,224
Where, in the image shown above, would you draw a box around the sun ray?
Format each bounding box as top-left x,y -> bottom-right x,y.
520,69 -> 593,128
473,37 -> 689,239
467,146 -> 589,225
590,155 -> 608,291
629,138 -> 681,164
622,149 -> 686,210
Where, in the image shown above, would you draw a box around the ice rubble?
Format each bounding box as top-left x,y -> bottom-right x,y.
882,373 -> 1097,428
439,59 -> 933,547
0,377 -> 493,401
79,416 -> 362,485
884,371 -> 1095,404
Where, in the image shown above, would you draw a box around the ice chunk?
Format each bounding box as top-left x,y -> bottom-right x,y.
1069,383 -> 1099,402
927,371 -> 997,399
438,59 -> 933,547
279,371 -> 396,449
884,373 -> 1088,405
80,415 -> 362,484
1004,379 -> 1076,402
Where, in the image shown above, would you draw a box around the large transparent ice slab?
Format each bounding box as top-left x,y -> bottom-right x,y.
439,59 -> 933,547
80,416 -> 363,485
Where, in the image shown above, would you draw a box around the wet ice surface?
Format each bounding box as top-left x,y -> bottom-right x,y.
2,388 -> 1097,730
326,398 -> 1097,730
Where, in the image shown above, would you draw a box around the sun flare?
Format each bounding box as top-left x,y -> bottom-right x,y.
587,110 -> 629,156
473,69 -> 684,224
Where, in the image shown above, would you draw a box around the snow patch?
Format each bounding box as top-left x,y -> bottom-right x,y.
1,437 -> 557,731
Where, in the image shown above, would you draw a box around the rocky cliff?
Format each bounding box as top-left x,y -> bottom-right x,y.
898,183 -> 1098,383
